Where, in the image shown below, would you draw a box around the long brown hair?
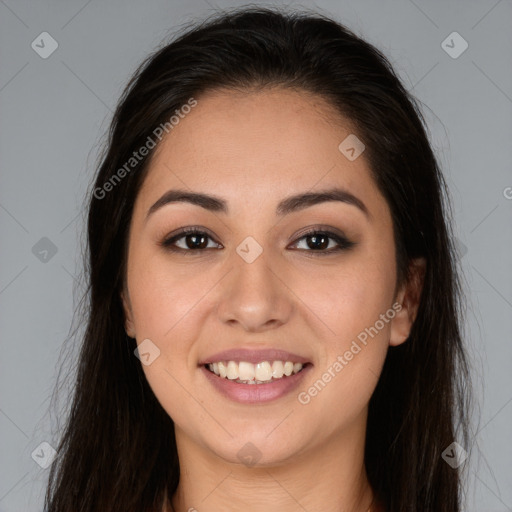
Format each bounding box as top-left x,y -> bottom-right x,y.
45,6 -> 472,511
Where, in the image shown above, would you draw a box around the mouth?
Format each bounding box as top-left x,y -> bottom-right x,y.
200,356 -> 313,404
204,360 -> 311,385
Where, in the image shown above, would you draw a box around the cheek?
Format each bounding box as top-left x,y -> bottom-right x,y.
127,255 -> 211,422
126,247 -> 218,379
296,268 -> 394,425
289,243 -> 396,413
292,248 -> 396,341
126,244 -> 199,337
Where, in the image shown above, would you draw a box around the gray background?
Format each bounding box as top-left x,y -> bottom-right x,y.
0,0 -> 511,510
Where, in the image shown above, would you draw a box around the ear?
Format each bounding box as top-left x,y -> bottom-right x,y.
389,257 -> 426,347
120,286 -> 136,339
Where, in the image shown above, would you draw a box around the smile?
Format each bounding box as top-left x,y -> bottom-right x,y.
206,360 -> 306,384
201,361 -> 312,404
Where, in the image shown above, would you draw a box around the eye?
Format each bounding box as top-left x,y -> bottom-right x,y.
160,227 -> 222,253
290,229 -> 355,255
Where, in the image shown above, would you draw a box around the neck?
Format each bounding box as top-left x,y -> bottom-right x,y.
167,412 -> 374,512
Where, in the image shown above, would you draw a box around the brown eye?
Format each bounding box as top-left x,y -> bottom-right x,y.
179,232 -> 208,249
291,230 -> 355,254
161,227 -> 222,253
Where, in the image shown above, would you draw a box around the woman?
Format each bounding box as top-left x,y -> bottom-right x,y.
44,6 -> 472,512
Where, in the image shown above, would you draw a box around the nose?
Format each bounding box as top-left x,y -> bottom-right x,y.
215,246 -> 293,333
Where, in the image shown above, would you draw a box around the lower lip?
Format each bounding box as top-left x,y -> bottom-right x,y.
200,364 -> 312,404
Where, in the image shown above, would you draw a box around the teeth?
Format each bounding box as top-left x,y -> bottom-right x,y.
239,361 -> 255,381
272,361 -> 284,378
218,361 -> 227,378
227,361 -> 238,380
255,361 -> 273,381
207,360 -> 304,383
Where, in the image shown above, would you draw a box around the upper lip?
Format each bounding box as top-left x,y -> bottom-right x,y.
198,348 -> 311,365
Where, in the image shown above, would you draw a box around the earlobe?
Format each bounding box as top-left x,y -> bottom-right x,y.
389,257 -> 426,347
389,290 -> 409,347
121,289 -> 136,339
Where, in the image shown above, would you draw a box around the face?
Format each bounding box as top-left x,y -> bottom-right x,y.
122,87 -> 419,466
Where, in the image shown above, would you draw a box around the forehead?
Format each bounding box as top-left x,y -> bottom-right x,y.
136,87 -> 385,218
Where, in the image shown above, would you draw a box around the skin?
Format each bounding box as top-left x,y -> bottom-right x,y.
121,87 -> 425,512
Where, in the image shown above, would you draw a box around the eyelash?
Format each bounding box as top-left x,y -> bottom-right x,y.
159,226 -> 355,256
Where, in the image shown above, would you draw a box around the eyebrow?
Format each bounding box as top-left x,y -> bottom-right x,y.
145,187 -> 371,221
